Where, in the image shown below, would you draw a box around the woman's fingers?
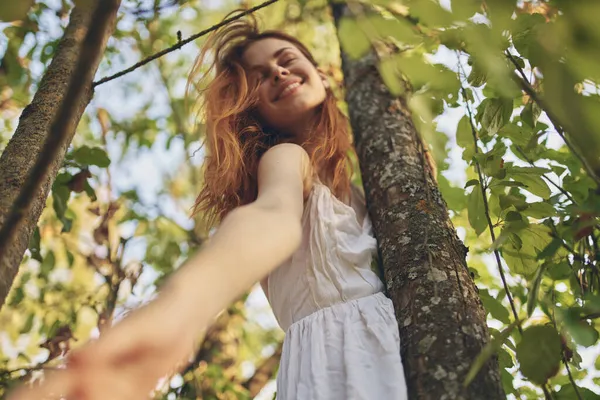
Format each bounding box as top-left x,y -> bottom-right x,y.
8,362 -> 155,400
7,369 -> 76,400
8,294 -> 196,400
76,365 -> 150,400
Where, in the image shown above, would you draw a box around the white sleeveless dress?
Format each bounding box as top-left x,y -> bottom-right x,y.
263,182 -> 408,400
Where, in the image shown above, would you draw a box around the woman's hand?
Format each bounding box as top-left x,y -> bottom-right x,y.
8,290 -> 198,400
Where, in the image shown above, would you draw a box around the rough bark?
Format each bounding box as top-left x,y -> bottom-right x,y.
331,4 -> 504,399
0,1 -> 120,309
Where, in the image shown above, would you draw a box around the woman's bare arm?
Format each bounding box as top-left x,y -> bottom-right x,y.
8,143 -> 312,400
163,143 -> 312,331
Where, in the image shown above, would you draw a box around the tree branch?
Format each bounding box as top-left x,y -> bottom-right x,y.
93,0 -> 280,87
0,0 -> 120,269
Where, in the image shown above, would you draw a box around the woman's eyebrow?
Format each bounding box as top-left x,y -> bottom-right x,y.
248,46 -> 294,72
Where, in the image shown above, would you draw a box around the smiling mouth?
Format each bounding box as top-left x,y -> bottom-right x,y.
276,81 -> 303,101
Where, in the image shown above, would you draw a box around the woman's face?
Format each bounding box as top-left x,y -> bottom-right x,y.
242,37 -> 328,137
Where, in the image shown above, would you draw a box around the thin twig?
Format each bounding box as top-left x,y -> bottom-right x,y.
93,0 -> 280,87
504,51 -> 600,187
563,354 -> 583,400
0,1 -> 120,260
457,58 -> 521,332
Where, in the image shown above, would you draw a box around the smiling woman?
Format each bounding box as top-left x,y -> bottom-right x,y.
184,12 -> 408,399
188,14 -> 354,227
8,9 -> 407,400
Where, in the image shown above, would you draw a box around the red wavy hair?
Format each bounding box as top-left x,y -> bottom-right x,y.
187,11 -> 354,228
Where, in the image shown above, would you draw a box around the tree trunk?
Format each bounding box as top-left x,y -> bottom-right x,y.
0,1 -> 120,309
331,4 -> 504,399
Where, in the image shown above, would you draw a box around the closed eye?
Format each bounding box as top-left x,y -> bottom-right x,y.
281,57 -> 296,66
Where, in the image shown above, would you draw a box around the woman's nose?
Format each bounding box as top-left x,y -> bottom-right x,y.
272,66 -> 289,83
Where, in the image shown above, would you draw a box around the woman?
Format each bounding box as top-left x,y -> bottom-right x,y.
10,12 -> 407,400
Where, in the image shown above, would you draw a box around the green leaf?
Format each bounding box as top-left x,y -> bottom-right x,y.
465,179 -> 479,188
521,102 -> 542,128
52,184 -> 70,220
497,346 -> 514,370
545,262 -> 572,281
83,179 -> 97,201
498,123 -> 535,147
482,155 -> 505,179
499,192 -> 528,211
456,115 -> 473,149
20,313 -> 35,334
8,287 -> 24,307
464,321 -> 518,387
537,238 -> 563,260
504,211 -> 529,231
71,146 -> 111,168
512,13 -> 546,61
409,0 -> 454,27
52,184 -> 73,232
583,294 -> 600,314
519,176 -> 551,199
394,55 -> 460,94
40,251 -> 55,279
480,289 -> 511,324
505,211 -> 522,222
467,184 -> 487,236
61,216 -> 73,234
506,167 -> 551,199
502,224 -> 553,277
522,202 -> 557,219
560,308 -> 599,348
500,368 -> 516,395
467,62 -> 487,87
378,57 -> 404,95
450,0 -> 481,21
17,352 -> 31,363
338,17 -> 371,59
367,15 -> 420,44
46,320 -> 61,338
478,98 -> 512,136
555,385 -> 600,400
437,175 -> 467,211
527,263 -> 547,316
28,226 -> 42,262
66,250 -> 75,267
516,325 -> 562,385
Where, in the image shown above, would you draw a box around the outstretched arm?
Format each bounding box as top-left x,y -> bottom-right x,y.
9,143 -> 312,400
165,142 -> 312,331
